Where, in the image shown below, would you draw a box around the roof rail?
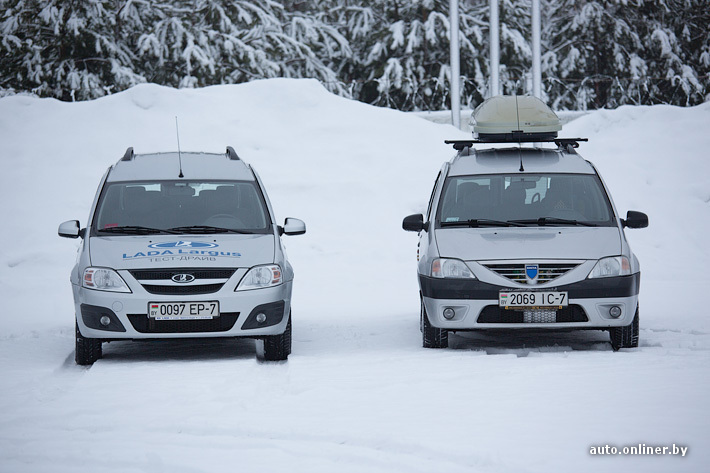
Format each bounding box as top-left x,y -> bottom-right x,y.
121,147 -> 134,161
554,138 -> 588,149
226,146 -> 240,160
444,138 -> 588,151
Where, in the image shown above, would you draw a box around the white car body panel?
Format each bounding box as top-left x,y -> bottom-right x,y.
435,227 -> 621,261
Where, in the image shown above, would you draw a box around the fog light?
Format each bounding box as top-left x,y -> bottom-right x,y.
443,308 -> 455,320
609,306 -> 622,318
100,315 -> 112,326
255,313 -> 267,324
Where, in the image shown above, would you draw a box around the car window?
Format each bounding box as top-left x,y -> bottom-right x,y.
93,180 -> 271,233
437,173 -> 615,225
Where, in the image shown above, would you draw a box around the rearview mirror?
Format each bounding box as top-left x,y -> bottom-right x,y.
622,211 -> 648,229
283,217 -> 306,236
58,220 -> 82,239
402,214 -> 427,232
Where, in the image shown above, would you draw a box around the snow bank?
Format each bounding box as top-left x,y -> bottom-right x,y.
564,102 -> 710,330
0,80 -> 708,473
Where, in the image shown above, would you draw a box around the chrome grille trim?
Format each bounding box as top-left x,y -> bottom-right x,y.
482,262 -> 581,284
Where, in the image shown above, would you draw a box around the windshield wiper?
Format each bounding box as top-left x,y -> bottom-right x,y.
509,217 -> 599,227
97,225 -> 178,235
439,219 -> 525,228
167,225 -> 255,234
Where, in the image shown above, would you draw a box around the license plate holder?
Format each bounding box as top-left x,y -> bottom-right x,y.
148,301 -> 219,320
499,291 -> 568,309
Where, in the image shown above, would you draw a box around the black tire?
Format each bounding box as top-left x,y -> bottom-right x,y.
421,301 -> 448,349
262,314 -> 291,361
75,321 -> 102,365
610,307 -> 639,351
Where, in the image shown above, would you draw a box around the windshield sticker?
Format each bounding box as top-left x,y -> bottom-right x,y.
445,217 -> 460,222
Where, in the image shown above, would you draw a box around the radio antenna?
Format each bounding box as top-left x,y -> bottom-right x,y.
175,116 -> 184,178
514,96 -> 525,172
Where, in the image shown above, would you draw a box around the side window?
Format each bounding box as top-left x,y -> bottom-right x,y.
426,171 -> 442,221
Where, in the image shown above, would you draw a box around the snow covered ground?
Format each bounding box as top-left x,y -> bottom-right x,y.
0,79 -> 708,472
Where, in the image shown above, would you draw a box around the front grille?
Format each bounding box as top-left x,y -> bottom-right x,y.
477,305 -> 588,323
141,283 -> 224,295
127,312 -> 239,333
129,268 -> 237,295
483,262 -> 579,284
130,268 -> 236,280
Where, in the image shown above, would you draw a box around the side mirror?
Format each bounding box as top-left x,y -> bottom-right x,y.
402,214 -> 428,232
282,217 -> 306,236
58,220 -> 82,239
622,211 -> 648,229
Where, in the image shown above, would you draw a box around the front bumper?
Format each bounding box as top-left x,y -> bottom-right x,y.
419,273 -> 640,330
73,279 -> 293,339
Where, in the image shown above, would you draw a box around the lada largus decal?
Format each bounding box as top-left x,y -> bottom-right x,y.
122,241 -> 242,261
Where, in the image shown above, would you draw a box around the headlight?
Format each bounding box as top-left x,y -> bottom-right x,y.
588,256 -> 631,279
236,265 -> 282,291
82,267 -> 131,292
431,258 -> 476,279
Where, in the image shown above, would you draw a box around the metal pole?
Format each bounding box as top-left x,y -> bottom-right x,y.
532,0 -> 541,98
489,0 -> 499,97
450,0 -> 461,129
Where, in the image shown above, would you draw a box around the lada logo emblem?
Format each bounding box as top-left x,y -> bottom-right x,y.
525,264 -> 539,285
171,273 -> 195,283
149,241 -> 218,249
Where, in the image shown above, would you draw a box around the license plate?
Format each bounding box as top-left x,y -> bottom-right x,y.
499,291 -> 568,308
148,302 -> 219,320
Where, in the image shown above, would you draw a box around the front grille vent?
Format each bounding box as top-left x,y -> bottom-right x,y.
127,313 -> 239,333
130,268 -> 236,280
129,268 -> 237,295
477,305 -> 588,323
141,283 -> 225,295
483,262 -> 579,284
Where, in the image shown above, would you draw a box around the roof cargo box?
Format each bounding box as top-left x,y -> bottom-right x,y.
472,96 -> 562,142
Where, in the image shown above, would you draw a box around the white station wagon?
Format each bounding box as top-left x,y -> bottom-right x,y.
403,96 -> 648,350
59,146 -> 305,364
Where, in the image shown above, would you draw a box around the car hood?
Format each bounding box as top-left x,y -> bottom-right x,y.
435,226 -> 621,261
89,234 -> 275,269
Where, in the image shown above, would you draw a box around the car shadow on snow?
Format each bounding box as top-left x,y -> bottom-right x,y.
98,337 -> 257,363
448,329 -> 614,356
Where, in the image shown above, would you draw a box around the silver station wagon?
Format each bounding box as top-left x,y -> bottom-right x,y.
403,96 -> 648,350
59,146 -> 305,364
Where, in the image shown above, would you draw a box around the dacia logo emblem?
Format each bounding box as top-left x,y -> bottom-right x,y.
525,264 -> 539,285
171,273 -> 195,284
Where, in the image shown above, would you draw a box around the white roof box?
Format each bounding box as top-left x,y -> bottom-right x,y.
472,95 -> 562,142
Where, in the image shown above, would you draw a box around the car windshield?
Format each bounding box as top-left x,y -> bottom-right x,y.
437,173 -> 615,227
93,180 -> 271,234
